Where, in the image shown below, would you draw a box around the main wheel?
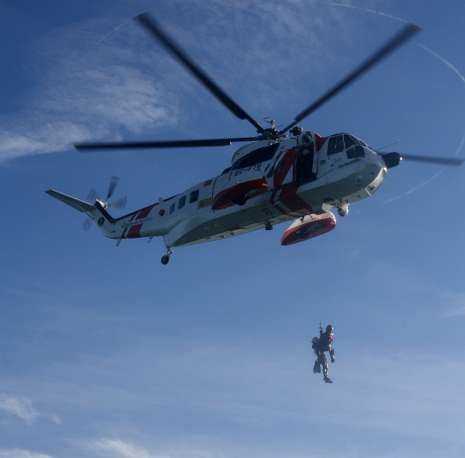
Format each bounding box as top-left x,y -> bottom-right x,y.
161,254 -> 170,265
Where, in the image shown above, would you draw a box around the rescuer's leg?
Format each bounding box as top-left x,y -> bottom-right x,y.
321,353 -> 332,383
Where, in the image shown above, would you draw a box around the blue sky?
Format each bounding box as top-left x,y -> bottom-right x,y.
1,1 -> 465,457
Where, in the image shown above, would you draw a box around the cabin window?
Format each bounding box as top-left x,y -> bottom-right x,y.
189,189 -> 199,203
169,203 -> 175,214
178,195 -> 186,209
347,145 -> 365,159
232,144 -> 279,169
327,135 -> 344,155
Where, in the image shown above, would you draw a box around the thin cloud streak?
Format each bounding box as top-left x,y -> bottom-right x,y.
0,395 -> 39,425
87,438 -> 155,458
442,292 -> 465,318
0,450 -> 53,458
0,394 -> 61,425
0,17 -> 179,163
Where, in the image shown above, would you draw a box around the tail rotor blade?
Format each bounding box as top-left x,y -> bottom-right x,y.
106,176 -> 120,200
86,189 -> 97,202
82,218 -> 93,231
110,195 -> 128,209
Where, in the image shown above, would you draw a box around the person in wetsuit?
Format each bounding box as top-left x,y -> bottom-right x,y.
312,324 -> 335,384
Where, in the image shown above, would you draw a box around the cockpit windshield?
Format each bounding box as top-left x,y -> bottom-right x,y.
344,134 -> 366,148
344,134 -> 366,159
328,134 -> 368,155
327,135 -> 344,155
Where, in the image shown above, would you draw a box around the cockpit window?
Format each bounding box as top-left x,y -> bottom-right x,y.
347,145 -> 365,159
327,135 -> 344,155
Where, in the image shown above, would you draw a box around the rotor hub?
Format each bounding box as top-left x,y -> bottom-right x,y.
261,127 -> 280,140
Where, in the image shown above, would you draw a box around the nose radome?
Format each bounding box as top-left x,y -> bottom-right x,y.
355,161 -> 383,189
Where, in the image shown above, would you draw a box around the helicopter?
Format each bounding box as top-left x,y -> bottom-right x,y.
47,13 -> 463,265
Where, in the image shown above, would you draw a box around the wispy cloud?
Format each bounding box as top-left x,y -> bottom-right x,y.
88,438 -> 156,458
0,395 -> 39,424
0,449 -> 53,458
86,438 -> 232,458
0,16 -> 179,163
0,394 -> 61,425
442,292 -> 465,318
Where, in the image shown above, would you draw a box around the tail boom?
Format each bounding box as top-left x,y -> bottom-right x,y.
46,189 -> 95,213
46,188 -> 168,241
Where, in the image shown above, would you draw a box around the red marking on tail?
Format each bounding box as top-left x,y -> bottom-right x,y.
127,223 -> 143,238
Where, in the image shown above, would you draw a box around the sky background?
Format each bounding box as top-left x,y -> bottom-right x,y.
1,1 -> 465,457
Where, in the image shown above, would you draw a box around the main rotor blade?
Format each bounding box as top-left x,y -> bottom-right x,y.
402,154 -> 464,166
75,137 -> 259,151
107,176 -> 120,200
135,13 -> 264,133
280,23 -> 421,134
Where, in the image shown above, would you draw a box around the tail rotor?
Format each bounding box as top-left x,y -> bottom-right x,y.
106,176 -> 119,201
82,188 -> 97,231
108,194 -> 128,210
81,177 -> 127,231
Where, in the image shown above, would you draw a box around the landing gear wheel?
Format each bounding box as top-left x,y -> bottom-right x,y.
265,221 -> 273,231
337,202 -> 349,217
161,254 -> 170,265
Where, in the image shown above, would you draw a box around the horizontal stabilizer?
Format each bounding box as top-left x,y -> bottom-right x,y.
46,189 -> 95,213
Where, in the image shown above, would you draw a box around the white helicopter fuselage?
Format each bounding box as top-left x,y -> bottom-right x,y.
97,132 -> 387,249
47,19 -> 457,263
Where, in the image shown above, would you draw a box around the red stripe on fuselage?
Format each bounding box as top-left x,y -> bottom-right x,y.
136,205 -> 155,220
126,223 -> 143,238
212,179 -> 268,210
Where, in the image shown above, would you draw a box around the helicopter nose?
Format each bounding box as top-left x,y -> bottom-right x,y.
381,152 -> 402,169
362,160 -> 386,194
